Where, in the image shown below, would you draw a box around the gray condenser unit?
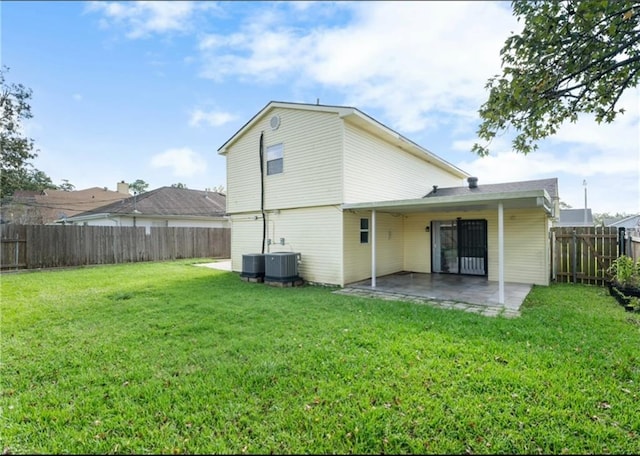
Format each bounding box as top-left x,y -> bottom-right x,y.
241,253 -> 265,278
264,252 -> 301,282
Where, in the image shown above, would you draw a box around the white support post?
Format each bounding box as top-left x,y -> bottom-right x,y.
498,202 -> 505,304
371,209 -> 376,288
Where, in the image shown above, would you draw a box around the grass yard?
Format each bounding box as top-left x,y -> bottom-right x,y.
1,260 -> 639,454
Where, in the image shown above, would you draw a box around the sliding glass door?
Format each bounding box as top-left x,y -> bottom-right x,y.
431,219 -> 487,276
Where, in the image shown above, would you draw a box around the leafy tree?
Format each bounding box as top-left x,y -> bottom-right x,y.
0,66 -> 54,197
171,183 -> 187,189
210,184 -> 225,194
593,211 -> 632,226
24,169 -> 56,191
128,179 -> 149,194
58,179 -> 75,192
473,0 -> 640,156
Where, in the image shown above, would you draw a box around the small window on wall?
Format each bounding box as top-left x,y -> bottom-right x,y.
360,218 -> 369,244
267,143 -> 283,175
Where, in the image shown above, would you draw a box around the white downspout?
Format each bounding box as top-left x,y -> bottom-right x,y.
498,202 -> 505,304
371,209 -> 376,288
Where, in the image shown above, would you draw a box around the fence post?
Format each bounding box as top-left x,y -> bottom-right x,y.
572,229 -> 577,283
14,237 -> 19,269
618,227 -> 626,257
549,230 -> 554,282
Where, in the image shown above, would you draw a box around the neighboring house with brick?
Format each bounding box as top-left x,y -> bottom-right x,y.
1,181 -> 131,225
218,101 -> 560,295
62,186 -> 228,233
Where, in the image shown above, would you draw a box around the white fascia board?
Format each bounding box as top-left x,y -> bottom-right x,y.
112,214 -> 227,222
147,215 -> 228,222
62,213 -> 112,222
342,189 -> 553,214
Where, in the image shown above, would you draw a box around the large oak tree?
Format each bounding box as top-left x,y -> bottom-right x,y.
473,0 -> 640,156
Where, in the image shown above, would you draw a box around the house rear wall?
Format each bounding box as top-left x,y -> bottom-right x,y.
343,122 -> 464,203
230,206 -> 343,285
225,108 -> 343,214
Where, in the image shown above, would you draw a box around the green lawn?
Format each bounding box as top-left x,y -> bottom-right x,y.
1,260 -> 639,454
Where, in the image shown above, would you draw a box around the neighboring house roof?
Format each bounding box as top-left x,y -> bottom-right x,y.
606,214 -> 640,229
603,217 -> 622,226
217,100 -> 469,180
5,186 -> 130,224
64,187 -> 227,222
557,208 -> 593,227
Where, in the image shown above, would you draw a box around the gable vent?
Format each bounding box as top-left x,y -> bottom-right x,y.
270,115 -> 280,130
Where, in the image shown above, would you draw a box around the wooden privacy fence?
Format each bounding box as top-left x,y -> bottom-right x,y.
0,225 -> 230,271
620,228 -> 640,263
550,226 -> 619,285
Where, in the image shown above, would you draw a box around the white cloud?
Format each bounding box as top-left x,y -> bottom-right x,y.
150,148 -> 207,177
189,109 -> 237,127
454,88 -> 640,214
196,1 -> 517,132
86,1 -> 220,39
457,88 -> 640,180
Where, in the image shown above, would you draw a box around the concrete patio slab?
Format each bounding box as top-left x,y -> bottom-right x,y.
336,272 -> 533,318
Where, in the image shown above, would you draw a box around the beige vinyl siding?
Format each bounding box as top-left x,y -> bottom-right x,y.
229,214 -> 265,272
403,215 -> 431,273
262,108 -> 343,210
226,108 -> 344,214
403,208 -> 549,285
225,129 -> 263,214
501,208 -> 549,285
343,210 -> 404,284
343,123 -> 463,203
264,206 -> 343,285
484,208 -> 548,285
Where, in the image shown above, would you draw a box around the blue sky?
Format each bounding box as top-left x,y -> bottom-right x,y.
3,1 -> 639,215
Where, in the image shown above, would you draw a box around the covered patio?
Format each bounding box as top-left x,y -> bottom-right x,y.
342,178 -> 557,313
340,272 -> 532,317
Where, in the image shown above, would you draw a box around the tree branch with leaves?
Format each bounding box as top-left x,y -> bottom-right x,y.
473,0 -> 640,156
0,66 -> 56,197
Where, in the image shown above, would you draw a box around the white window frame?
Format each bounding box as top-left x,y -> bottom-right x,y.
266,143 -> 283,175
360,218 -> 369,244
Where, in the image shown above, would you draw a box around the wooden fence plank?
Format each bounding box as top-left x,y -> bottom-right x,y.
550,226 -> 619,285
0,225 -> 229,270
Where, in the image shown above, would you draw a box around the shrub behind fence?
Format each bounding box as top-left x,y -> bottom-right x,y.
1,225 -> 230,270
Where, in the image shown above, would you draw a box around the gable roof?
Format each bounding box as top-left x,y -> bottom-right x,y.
7,187 -> 130,224
424,178 -> 559,200
557,208 -> 593,227
606,214 -> 640,228
217,100 -> 469,180
64,187 -> 226,221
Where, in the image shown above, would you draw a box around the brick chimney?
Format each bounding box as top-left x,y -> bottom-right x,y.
117,180 -> 130,194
